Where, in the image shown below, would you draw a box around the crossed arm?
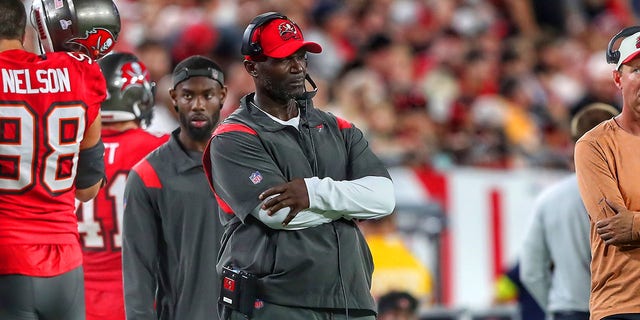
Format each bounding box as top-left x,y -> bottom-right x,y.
575,139 -> 640,247
253,176 -> 395,230
596,199 -> 640,246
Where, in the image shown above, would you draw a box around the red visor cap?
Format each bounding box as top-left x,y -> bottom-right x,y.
252,18 -> 322,59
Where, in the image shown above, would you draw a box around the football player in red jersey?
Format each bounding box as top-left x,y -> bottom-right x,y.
0,0 -> 120,319
76,52 -> 169,320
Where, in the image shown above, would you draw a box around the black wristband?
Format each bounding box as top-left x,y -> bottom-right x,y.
75,139 -> 106,189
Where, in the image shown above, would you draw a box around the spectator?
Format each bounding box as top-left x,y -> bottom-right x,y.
359,214 -> 434,306
377,291 -> 420,320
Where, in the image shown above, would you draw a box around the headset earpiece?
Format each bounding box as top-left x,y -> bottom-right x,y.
241,12 -> 288,57
606,26 -> 640,65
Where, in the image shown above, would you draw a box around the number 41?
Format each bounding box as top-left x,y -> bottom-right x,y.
76,172 -> 127,250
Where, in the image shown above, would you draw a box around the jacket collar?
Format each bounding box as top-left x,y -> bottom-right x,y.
167,128 -> 203,173
238,93 -> 324,131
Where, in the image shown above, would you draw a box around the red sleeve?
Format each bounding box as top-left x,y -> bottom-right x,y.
81,59 -> 107,125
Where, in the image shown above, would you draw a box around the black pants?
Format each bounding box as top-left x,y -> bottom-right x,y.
602,314 -> 640,320
0,266 -> 85,320
220,302 -> 375,320
553,311 -> 589,320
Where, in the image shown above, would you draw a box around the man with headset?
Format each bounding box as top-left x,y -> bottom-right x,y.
203,12 -> 395,319
575,27 -> 640,320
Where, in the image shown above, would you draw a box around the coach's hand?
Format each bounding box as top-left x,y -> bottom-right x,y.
596,199 -> 637,246
259,178 -> 310,226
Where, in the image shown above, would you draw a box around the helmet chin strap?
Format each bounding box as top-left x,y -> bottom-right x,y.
28,4 -> 47,58
35,36 -> 46,59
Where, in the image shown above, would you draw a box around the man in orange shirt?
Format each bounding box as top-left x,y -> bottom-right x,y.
575,26 -> 640,320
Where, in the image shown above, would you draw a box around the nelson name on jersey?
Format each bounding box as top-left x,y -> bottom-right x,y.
2,67 -> 71,94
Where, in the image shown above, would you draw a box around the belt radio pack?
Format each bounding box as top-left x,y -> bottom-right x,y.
220,265 -> 258,317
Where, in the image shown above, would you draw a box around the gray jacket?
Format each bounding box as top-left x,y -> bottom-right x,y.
205,94 -> 392,314
123,129 -> 223,320
520,174 -> 591,313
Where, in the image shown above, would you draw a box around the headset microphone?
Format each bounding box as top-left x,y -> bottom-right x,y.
296,73 -> 319,173
301,74 -> 318,101
297,74 -> 318,117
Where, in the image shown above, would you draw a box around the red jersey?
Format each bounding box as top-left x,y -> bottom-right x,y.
0,49 -> 105,276
77,128 -> 167,320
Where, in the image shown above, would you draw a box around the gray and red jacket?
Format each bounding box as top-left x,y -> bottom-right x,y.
203,93 -> 391,314
123,129 -> 223,320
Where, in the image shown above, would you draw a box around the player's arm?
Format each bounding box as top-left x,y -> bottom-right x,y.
75,114 -> 105,202
258,176 -> 394,228
299,116 -> 396,220
209,135 -> 336,229
251,117 -> 394,228
250,205 -> 335,230
208,128 -> 337,229
304,175 -> 394,219
519,195 -> 551,310
573,138 -> 640,247
595,199 -> 640,247
575,139 -> 622,222
122,169 -> 159,318
340,117 -> 396,219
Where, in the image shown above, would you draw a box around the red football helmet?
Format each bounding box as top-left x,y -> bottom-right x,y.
98,52 -> 155,125
31,0 -> 121,60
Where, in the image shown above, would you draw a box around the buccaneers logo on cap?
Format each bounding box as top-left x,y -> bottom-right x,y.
67,28 -> 116,60
278,22 -> 301,41
119,61 -> 150,92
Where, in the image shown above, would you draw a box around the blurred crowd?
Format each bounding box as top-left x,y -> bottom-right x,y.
98,0 -> 639,171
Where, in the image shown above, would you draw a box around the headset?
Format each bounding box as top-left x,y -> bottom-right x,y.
606,26 -> 640,65
241,11 -> 289,57
242,12 -> 318,100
